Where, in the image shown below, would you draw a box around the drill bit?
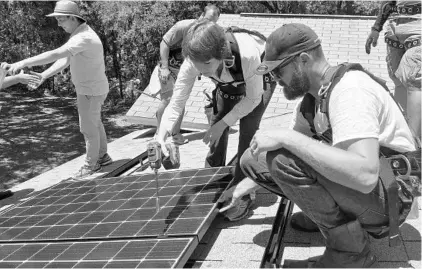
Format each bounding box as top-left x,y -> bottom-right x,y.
153,169 -> 160,212
147,141 -> 162,212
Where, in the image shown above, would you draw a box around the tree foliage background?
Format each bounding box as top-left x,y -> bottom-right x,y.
0,0 -> 379,105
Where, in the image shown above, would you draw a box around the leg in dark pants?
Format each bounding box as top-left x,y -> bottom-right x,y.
232,85 -> 274,184
205,89 -> 233,168
240,148 -> 388,267
206,84 -> 275,184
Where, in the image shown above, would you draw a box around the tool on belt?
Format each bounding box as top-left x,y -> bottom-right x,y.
147,141 -> 162,212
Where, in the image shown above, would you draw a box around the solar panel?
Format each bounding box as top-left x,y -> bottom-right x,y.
0,237 -> 197,268
0,167 -> 232,243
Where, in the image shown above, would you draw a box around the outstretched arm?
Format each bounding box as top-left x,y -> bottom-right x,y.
28,57 -> 70,90
1,70 -> 41,89
3,44 -> 72,74
41,57 -> 70,80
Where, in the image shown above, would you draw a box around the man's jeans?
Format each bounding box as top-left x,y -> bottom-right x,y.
240,148 -> 391,234
77,93 -> 108,168
205,85 -> 274,185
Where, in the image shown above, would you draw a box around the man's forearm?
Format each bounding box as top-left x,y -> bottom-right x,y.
279,130 -> 379,193
372,1 -> 396,32
160,41 -> 170,68
42,57 -> 70,79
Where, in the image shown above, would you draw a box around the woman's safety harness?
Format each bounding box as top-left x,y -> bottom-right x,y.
300,63 -> 421,247
208,26 -> 275,115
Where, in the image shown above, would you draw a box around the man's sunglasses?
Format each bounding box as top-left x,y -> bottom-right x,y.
268,55 -> 297,80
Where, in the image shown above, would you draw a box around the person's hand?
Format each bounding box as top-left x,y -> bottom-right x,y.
365,30 -> 380,54
158,66 -> 171,84
15,71 -> 43,89
28,71 -> 46,89
218,178 -> 258,213
0,62 -> 9,69
203,120 -> 228,146
2,61 -> 26,75
218,186 -> 243,213
250,129 -> 284,160
154,131 -> 169,157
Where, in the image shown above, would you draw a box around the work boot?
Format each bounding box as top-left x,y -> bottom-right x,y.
290,211 -> 320,232
285,220 -> 376,268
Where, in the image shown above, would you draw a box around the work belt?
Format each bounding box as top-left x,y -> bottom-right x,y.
378,150 -> 420,247
385,36 -> 421,49
210,88 -> 245,115
391,4 -> 421,15
218,89 -> 245,100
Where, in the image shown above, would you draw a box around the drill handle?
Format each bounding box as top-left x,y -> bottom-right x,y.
147,141 -> 162,170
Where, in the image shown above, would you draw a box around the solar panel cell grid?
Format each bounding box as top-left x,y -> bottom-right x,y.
0,167 -> 232,242
0,238 -> 196,269
0,167 -> 233,268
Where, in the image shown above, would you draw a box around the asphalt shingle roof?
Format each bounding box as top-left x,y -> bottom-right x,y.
126,13 -> 392,129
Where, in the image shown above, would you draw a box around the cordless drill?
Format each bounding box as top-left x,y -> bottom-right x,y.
147,141 -> 162,212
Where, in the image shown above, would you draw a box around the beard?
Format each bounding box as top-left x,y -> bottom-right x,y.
281,65 -> 310,100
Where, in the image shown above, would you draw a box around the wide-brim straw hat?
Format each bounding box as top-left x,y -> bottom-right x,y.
46,1 -> 86,22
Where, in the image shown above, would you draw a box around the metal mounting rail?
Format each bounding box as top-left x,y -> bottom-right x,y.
101,150 -> 150,178
260,198 -> 294,268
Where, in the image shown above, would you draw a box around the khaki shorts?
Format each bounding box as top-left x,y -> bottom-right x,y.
385,18 -> 421,90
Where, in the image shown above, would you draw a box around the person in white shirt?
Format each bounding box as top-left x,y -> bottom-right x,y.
156,20 -> 275,221
2,1 -> 112,179
219,23 -> 418,268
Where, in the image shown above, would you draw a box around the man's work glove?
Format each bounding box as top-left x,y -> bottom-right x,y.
158,66 -> 171,84
365,29 -> 380,54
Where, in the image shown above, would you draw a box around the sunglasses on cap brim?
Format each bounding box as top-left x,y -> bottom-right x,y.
265,55 -> 298,79
257,40 -> 322,75
256,54 -> 298,76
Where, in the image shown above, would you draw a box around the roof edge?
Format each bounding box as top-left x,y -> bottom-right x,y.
240,13 -> 376,20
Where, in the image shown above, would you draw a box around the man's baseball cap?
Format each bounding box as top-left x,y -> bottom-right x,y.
46,1 -> 86,22
255,23 -> 321,75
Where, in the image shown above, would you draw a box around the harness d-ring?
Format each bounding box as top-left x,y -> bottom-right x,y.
318,81 -> 332,97
387,154 -> 412,178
